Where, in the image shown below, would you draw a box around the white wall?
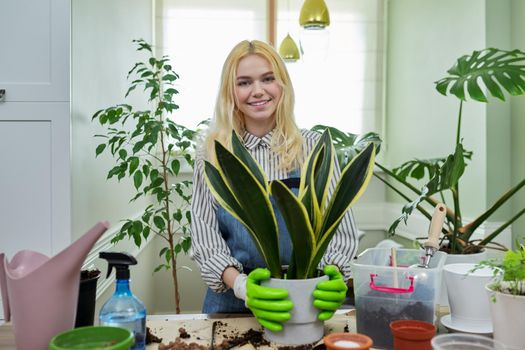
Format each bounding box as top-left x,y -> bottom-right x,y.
385,0 -> 521,248
510,0 -> 525,242
71,0 -> 160,312
385,0 -> 487,215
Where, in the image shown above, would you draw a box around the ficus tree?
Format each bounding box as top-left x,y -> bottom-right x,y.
92,39 -> 196,313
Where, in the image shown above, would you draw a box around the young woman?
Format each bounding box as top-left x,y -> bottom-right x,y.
190,40 -> 357,331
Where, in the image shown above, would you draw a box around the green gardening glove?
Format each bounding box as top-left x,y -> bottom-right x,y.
246,268 -> 294,332
313,265 -> 348,321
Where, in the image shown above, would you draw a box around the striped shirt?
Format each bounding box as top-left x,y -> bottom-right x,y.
190,129 -> 359,292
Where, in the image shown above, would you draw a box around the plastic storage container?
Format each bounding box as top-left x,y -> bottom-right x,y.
350,248 -> 446,349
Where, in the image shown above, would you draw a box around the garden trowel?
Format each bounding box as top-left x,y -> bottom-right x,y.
419,203 -> 447,268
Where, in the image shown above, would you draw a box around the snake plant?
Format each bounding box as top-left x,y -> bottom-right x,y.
204,130 -> 376,279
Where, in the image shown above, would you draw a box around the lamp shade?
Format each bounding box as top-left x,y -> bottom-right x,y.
279,33 -> 301,62
299,0 -> 330,29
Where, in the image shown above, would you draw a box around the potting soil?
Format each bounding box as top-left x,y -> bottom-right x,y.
356,290 -> 434,349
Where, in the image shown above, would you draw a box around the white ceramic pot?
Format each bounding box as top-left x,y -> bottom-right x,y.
439,250 -> 488,307
442,263 -> 494,334
486,284 -> 525,350
261,274 -> 328,345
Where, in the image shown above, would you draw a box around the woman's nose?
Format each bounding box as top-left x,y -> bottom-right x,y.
252,81 -> 264,96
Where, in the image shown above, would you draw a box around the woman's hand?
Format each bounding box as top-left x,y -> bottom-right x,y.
246,268 -> 294,332
313,265 -> 348,321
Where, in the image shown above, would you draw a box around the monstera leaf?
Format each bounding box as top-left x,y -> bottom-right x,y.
311,125 -> 382,167
435,48 -> 525,102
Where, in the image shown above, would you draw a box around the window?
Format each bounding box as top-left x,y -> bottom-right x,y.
158,0 -> 385,135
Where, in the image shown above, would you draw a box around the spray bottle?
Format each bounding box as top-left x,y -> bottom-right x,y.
99,252 -> 146,350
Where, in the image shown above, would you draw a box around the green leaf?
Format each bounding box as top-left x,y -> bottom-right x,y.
171,159 -> 180,175
435,48 -> 525,101
132,230 -> 142,247
312,131 -> 335,212
142,164 -> 150,177
163,74 -> 177,81
204,142 -> 282,278
389,143 -> 467,235
132,220 -> 143,236
159,247 -> 168,257
271,180 -> 315,279
311,125 -> 382,166
181,237 -> 191,252
95,144 -> 106,157
231,131 -> 267,188
119,149 -> 128,160
173,209 -> 183,222
129,156 -> 139,175
310,143 -> 375,275
153,264 -> 165,273
153,215 -> 165,230
133,171 -> 143,190
150,177 -> 164,189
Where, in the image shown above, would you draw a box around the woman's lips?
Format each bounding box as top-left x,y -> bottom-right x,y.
248,99 -> 271,106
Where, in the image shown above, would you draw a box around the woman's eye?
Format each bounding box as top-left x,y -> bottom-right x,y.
263,76 -> 275,83
237,80 -> 250,86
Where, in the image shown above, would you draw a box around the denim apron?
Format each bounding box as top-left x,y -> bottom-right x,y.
202,171 -> 300,313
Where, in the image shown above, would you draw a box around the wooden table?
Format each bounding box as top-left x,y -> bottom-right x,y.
0,310 -> 373,350
2,308 -> 462,349
146,309 -> 364,349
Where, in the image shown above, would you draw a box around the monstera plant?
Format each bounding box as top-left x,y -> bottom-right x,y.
315,48 -> 525,255
203,130 -> 376,279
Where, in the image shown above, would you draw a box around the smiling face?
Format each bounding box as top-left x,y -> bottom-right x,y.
234,54 -> 282,137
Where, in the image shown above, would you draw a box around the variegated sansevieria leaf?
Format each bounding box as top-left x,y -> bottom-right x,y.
204,162 -> 245,219
312,131 -> 335,214
231,131 -> 267,189
307,142 -> 376,277
271,180 -> 316,279
205,140 -> 282,278
299,130 -> 333,232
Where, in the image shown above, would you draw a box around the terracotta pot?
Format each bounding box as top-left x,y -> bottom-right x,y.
390,320 -> 436,350
324,333 -> 373,350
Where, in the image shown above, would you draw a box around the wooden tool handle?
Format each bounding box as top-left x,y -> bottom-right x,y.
425,203 -> 446,249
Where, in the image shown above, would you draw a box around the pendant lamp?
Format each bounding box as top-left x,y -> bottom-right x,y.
299,0 -> 330,29
279,33 -> 301,62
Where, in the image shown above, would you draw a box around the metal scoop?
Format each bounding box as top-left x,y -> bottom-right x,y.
418,203 -> 446,268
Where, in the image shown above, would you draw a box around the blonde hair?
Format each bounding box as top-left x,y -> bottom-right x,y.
201,40 -> 304,171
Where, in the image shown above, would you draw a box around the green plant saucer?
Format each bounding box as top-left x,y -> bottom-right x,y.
49,326 -> 134,350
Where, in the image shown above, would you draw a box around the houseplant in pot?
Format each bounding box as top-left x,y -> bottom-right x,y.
75,267 -> 101,327
92,39 -> 197,313
313,47 -> 525,305
477,242 -> 525,350
314,48 -> 525,255
204,130 -> 376,344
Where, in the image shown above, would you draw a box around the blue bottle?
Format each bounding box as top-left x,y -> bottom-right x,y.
99,252 -> 146,350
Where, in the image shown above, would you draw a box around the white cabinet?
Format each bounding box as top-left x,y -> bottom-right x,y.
0,0 -> 71,259
0,0 -> 70,102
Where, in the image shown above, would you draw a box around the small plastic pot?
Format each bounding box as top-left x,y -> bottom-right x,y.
49,326 -> 134,350
75,269 -> 101,327
390,320 -> 436,350
324,332 -> 374,350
